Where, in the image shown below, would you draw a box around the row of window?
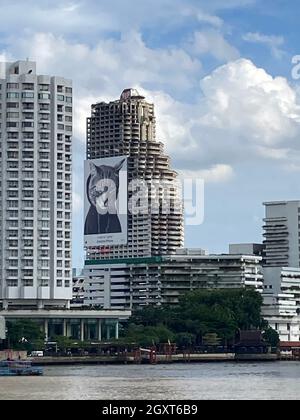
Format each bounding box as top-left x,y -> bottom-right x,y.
4,112 -> 72,121
3,121 -> 72,130
6,163 -> 72,172
0,102 -> 72,113
5,269 -> 71,277
0,92 -> 72,102
6,248 -> 71,258
2,132 -> 72,140
7,240 -> 71,248
0,83 -> 72,94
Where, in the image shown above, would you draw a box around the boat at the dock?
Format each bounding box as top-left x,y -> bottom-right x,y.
0,360 -> 43,376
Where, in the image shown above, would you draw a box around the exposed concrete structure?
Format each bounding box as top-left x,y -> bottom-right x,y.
85,89 -> 184,261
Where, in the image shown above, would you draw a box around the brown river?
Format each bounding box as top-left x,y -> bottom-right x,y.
0,362 -> 300,400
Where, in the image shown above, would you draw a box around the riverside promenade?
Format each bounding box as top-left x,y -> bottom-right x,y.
31,352 -> 278,366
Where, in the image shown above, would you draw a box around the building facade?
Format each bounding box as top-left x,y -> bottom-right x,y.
0,60 -> 73,309
83,250 -> 263,310
85,88 -> 184,261
263,201 -> 300,268
1,309 -> 131,342
262,267 -> 300,342
229,243 -> 265,260
71,268 -> 85,308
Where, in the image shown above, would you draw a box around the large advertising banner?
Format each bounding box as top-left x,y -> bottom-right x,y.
84,156 -> 128,247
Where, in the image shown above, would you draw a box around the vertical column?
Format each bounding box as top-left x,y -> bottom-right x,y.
63,319 -> 67,337
66,322 -> 72,338
80,319 -> 84,342
44,319 -> 49,341
98,320 -> 102,342
115,321 -> 119,340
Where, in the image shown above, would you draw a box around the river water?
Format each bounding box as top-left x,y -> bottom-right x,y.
0,362 -> 299,400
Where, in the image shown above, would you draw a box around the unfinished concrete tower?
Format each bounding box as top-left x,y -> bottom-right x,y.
86,89 -> 184,260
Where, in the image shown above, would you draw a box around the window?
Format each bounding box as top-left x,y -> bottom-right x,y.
22,122 -> 34,128
22,92 -> 34,99
7,121 -> 19,128
39,93 -> 50,100
7,102 -> 19,109
57,94 -> 65,101
39,84 -> 49,91
7,92 -> 19,99
22,83 -> 34,90
7,83 -> 19,89
7,112 -> 19,118
40,103 -> 50,110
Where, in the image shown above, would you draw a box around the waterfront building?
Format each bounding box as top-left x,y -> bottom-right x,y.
263,201 -> 300,268
1,308 -> 131,342
84,249 -> 263,310
0,60 -> 73,310
262,267 -> 300,342
85,88 -> 184,262
71,268 -> 85,308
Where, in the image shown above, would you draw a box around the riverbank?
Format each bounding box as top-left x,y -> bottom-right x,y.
31,352 -> 278,366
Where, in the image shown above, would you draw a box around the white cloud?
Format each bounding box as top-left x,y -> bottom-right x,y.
196,11 -> 223,27
179,165 -> 234,183
15,31 -> 201,96
181,8 -> 223,28
243,32 -> 285,59
199,59 -> 300,147
143,59 -> 300,174
3,31 -> 299,183
191,30 -> 240,61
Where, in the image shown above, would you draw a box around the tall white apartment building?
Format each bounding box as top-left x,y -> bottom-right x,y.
0,60 -> 73,309
86,89 -> 184,261
263,201 -> 300,268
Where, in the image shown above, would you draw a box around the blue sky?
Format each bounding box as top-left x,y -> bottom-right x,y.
1,0 -> 300,268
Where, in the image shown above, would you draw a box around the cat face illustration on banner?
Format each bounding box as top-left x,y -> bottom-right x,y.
84,157 -> 128,246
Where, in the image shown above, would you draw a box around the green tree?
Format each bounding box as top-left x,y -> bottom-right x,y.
175,333 -> 196,349
6,320 -> 44,351
263,327 -> 280,348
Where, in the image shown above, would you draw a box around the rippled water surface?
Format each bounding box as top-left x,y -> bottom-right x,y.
0,362 -> 300,400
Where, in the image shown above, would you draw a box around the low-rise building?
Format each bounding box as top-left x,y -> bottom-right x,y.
1,309 -> 131,342
84,249 -> 263,310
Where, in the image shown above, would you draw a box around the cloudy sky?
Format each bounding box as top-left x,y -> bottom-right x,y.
1,0 -> 300,267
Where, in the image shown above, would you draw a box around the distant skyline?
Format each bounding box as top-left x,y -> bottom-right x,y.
1,0 -> 300,267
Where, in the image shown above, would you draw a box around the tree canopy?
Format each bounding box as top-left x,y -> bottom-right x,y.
124,289 -> 275,347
